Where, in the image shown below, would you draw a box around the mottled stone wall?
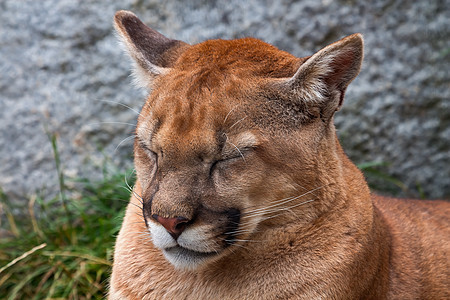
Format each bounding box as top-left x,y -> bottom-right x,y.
0,0 -> 448,201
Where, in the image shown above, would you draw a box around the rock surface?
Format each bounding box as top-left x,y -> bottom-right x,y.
0,0 -> 448,201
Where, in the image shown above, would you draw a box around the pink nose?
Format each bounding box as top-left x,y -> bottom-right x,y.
152,215 -> 189,239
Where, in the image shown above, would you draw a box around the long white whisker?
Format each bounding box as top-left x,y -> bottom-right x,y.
273,199 -> 315,213
107,195 -> 131,203
124,170 -> 143,205
242,186 -> 324,217
240,195 -> 296,213
115,135 -> 136,152
224,229 -> 254,236
228,140 -> 245,162
239,199 -> 315,229
119,185 -> 133,195
100,99 -> 143,117
223,105 -> 239,125
129,222 -> 147,226
243,201 -> 311,219
87,121 -> 137,127
230,242 -> 251,251
127,201 -> 143,210
135,238 -> 153,245
124,170 -> 134,191
129,231 -> 151,236
132,191 -> 143,204
243,194 -> 304,214
231,239 -> 262,243
229,116 -> 247,130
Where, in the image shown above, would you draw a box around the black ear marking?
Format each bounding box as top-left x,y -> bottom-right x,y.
114,11 -> 186,68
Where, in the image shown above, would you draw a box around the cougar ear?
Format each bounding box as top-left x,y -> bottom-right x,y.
285,34 -> 363,118
114,10 -> 189,89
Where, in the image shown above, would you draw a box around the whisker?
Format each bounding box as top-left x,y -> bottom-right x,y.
107,196 -> 143,211
118,185 -> 134,195
100,99 -> 143,117
228,140 -> 245,162
135,238 -> 153,244
223,132 -> 245,161
239,199 -> 315,229
87,121 -> 137,127
240,212 -> 285,227
232,239 -> 263,243
128,201 -> 143,210
115,135 -> 136,152
242,186 -> 324,217
229,242 -> 251,251
223,105 -> 239,125
106,196 -> 132,204
242,193 -> 307,213
133,212 -> 145,218
131,230 -> 151,236
124,170 -> 135,191
272,199 -> 315,213
132,192 -> 144,205
225,229 -> 254,235
135,237 -> 152,243
230,220 -> 264,232
133,234 -> 152,239
129,221 -> 147,226
123,170 -> 144,206
129,231 -> 150,235
135,238 -> 153,245
229,116 -> 248,130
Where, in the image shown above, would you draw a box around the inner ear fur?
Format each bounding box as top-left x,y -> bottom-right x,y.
114,10 -> 189,88
283,34 -> 364,118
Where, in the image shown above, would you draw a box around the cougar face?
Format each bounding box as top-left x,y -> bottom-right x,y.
134,85 -> 272,269
134,67 -> 309,269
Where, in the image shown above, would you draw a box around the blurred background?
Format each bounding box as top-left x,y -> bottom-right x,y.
0,0 -> 448,298
1,0 -> 449,201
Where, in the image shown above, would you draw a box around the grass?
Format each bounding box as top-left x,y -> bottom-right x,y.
0,133 -> 134,299
357,161 -> 408,194
356,160 -> 424,198
0,169 -> 133,299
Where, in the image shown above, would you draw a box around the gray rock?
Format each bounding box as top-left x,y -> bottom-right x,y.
0,0 -> 448,201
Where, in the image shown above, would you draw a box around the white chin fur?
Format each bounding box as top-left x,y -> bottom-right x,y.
149,222 -> 220,270
162,246 -> 217,271
148,222 -> 177,249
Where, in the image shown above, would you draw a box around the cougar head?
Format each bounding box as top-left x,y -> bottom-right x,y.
114,10 -> 363,270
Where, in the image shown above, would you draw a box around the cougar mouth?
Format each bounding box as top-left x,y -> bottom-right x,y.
165,245 -> 218,258
162,245 -> 219,269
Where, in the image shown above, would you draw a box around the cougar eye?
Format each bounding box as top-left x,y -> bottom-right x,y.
146,149 -> 158,160
138,140 -> 158,160
209,158 -> 231,177
209,150 -> 249,177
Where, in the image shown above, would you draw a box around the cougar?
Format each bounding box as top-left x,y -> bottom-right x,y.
109,10 -> 449,299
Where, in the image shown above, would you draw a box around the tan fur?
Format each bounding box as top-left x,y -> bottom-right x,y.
110,11 -> 450,299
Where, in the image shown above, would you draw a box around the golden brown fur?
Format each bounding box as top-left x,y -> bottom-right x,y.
110,11 -> 450,299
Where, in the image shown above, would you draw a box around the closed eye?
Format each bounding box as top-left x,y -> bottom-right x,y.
226,141 -> 247,162
220,131 -> 259,161
209,158 -> 232,177
209,147 -> 253,177
138,139 -> 158,160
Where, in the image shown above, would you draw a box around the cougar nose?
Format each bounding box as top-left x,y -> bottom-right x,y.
152,215 -> 189,240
